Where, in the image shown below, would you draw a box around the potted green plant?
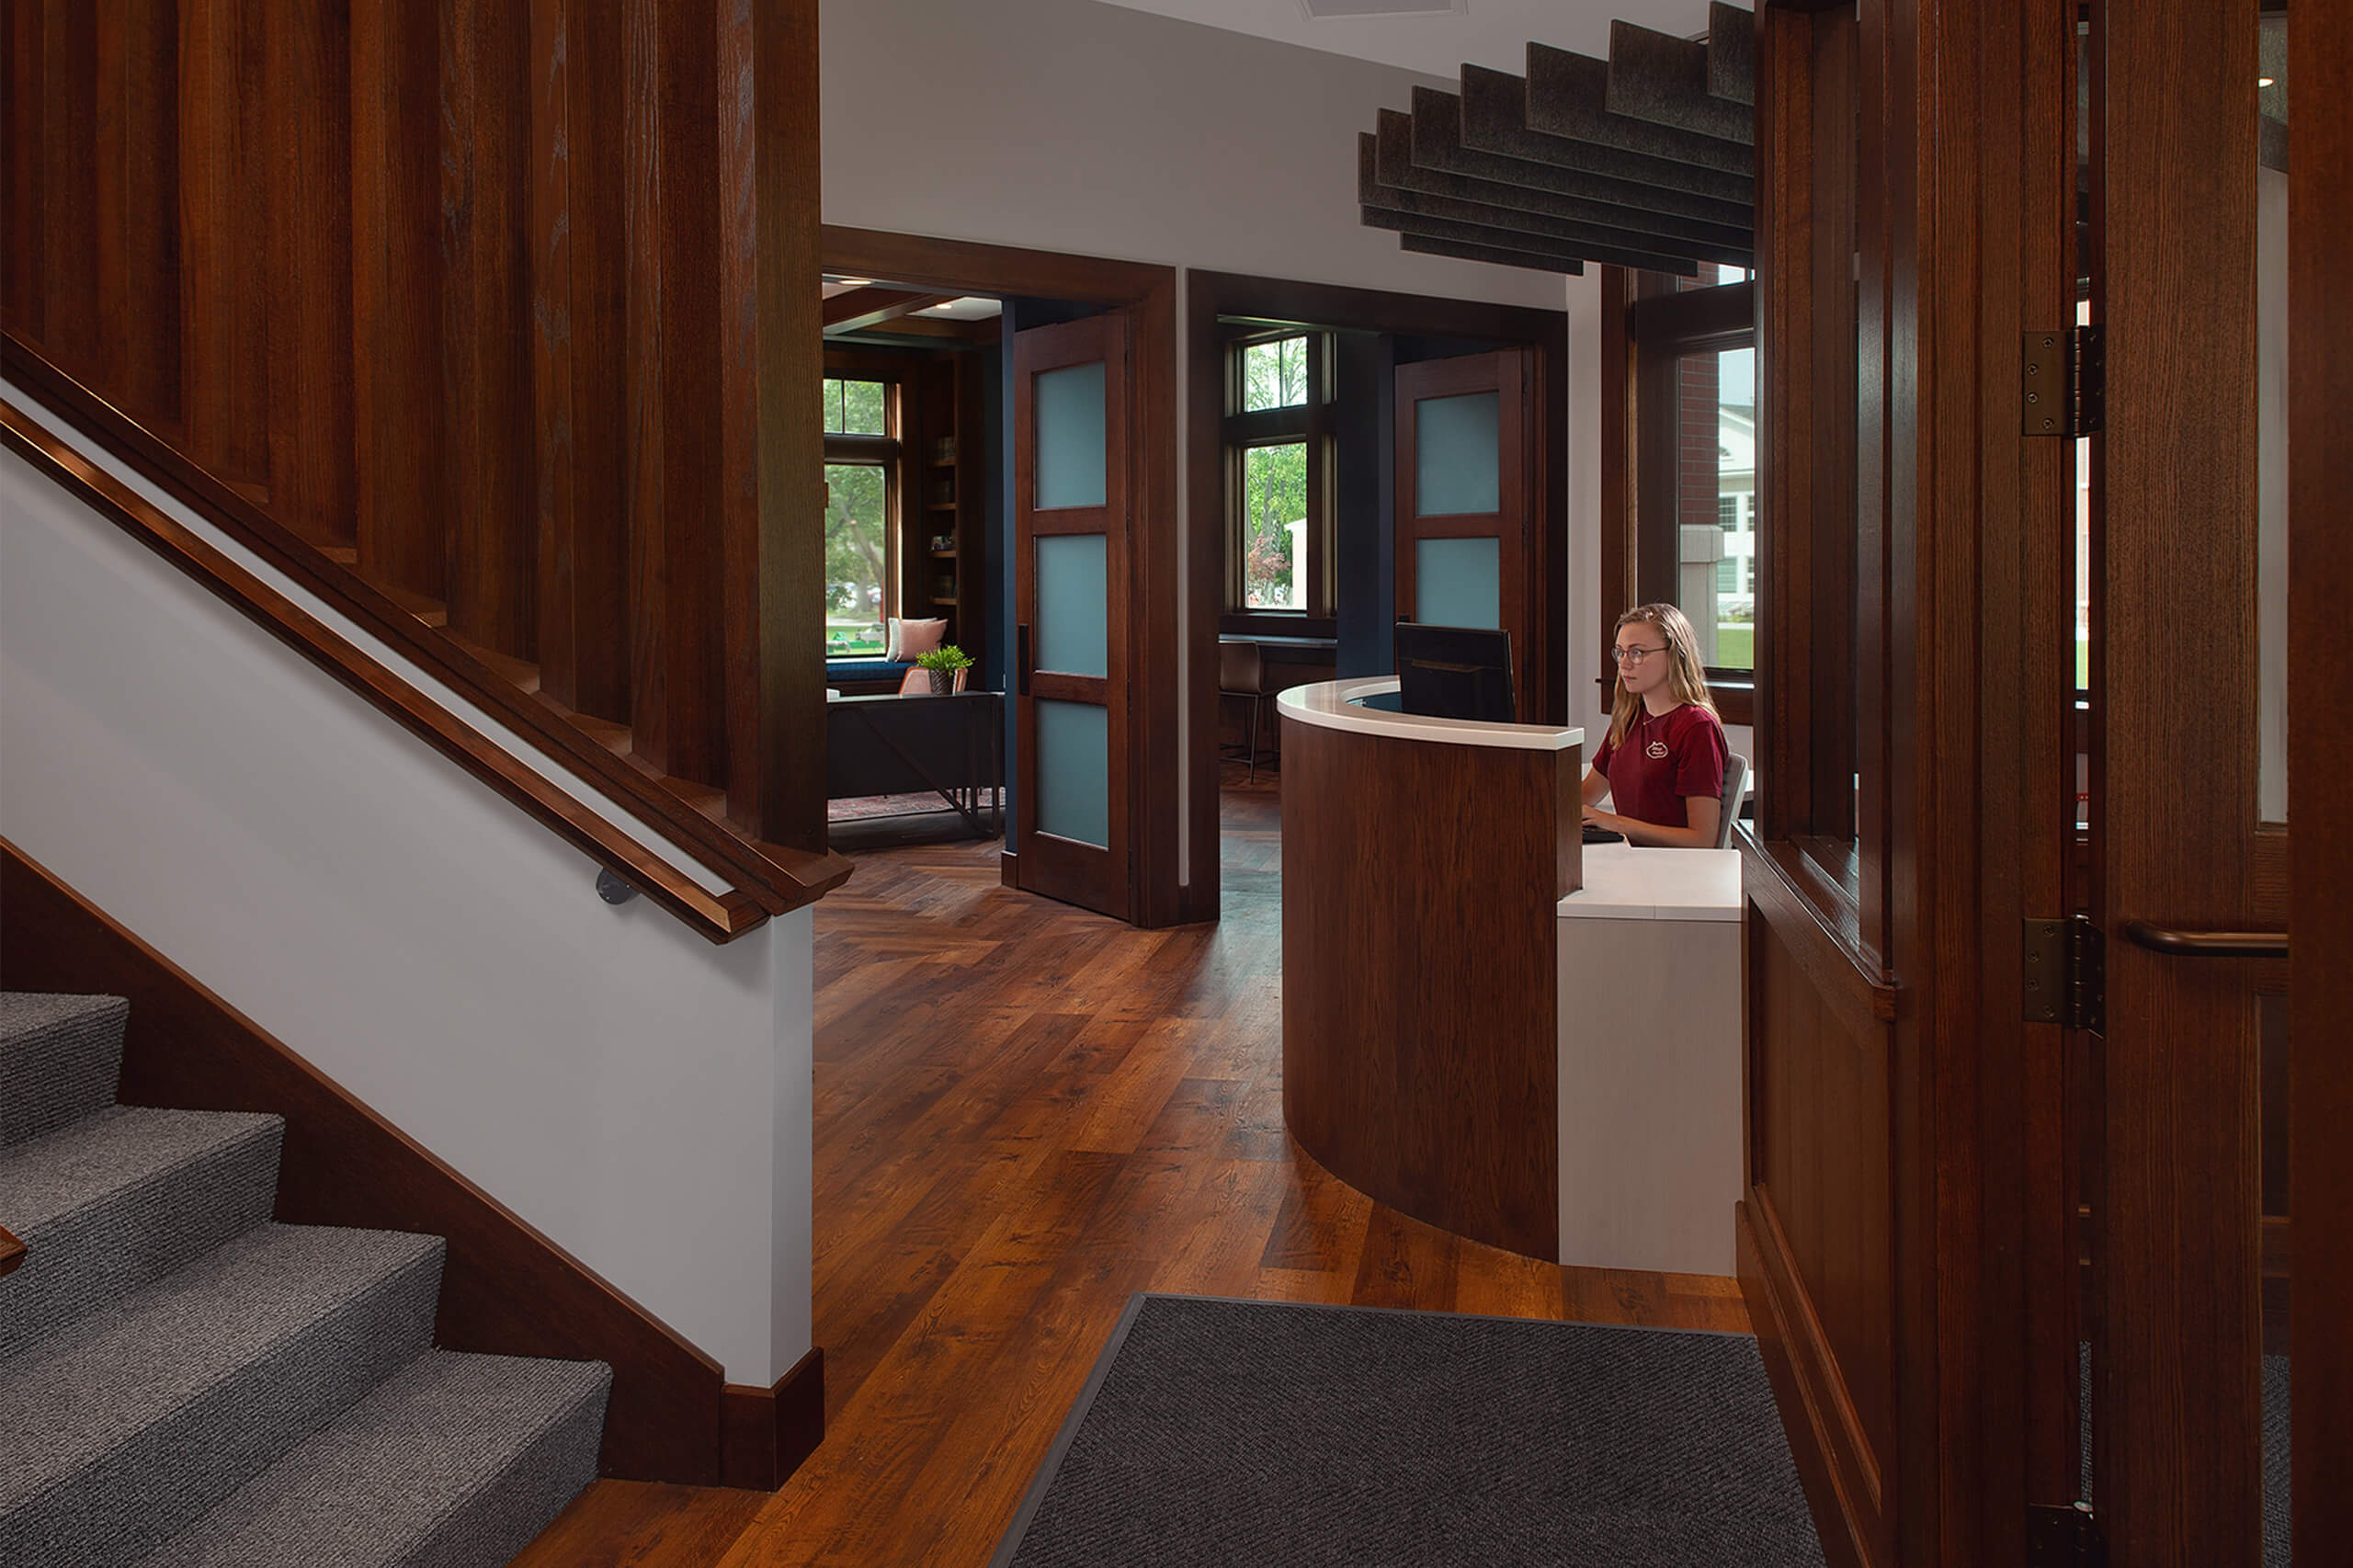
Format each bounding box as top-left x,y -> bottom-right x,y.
915,643 -> 974,694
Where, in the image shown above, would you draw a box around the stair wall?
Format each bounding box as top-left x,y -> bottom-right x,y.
0,435 -> 815,1392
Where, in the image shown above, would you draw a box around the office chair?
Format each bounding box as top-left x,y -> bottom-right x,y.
1716,754 -> 1751,848
1218,641 -> 1279,781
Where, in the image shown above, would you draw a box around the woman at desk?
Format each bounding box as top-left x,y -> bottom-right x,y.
1580,603 -> 1729,848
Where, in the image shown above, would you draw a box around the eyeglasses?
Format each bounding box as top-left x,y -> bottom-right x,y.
1610,644 -> 1668,665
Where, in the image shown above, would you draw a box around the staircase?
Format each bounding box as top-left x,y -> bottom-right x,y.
0,993 -> 609,1568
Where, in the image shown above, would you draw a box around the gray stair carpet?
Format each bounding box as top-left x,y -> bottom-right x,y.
0,1104 -> 285,1358
1,993 -> 128,1146
0,991 -> 611,1567
136,1350 -> 611,1568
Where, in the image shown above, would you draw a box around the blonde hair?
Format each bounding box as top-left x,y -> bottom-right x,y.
1607,603 -> 1720,750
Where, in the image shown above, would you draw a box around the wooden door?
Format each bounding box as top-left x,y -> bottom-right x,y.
2083,1 -> 2350,1561
1392,349 -> 1540,720
1012,312 -> 1132,919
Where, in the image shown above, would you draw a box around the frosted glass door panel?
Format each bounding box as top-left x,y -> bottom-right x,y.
1415,392 -> 1501,516
1035,699 -> 1109,847
1036,534 -> 1108,676
1415,537 -> 1501,629
1036,362 -> 1108,510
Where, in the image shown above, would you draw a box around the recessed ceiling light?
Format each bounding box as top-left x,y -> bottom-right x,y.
2258,76 -> 2275,87
835,277 -> 874,288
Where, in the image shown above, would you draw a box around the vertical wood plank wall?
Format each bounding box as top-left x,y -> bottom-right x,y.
1743,2 -> 2077,1565
1,0 -> 824,853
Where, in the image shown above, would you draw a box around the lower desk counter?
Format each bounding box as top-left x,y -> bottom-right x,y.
1556,846 -> 1744,1277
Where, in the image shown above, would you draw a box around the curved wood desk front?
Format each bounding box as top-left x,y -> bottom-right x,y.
1278,677 -> 1583,1261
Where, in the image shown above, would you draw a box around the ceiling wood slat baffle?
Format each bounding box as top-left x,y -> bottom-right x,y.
1360,6 -> 1756,276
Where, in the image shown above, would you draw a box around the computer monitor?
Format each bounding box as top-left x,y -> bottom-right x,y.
1393,622 -> 1517,723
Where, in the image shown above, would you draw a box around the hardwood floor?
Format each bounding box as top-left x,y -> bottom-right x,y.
525,767 -> 1747,1566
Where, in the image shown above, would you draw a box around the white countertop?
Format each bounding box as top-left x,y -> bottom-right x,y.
1277,676 -> 1584,753
1557,844 -> 1744,922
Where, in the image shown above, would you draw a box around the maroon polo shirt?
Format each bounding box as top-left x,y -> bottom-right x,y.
1590,702 -> 1729,829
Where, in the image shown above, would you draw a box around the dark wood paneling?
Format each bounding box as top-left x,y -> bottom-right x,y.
2094,5 -> 2263,1563
534,0 -> 631,724
440,0 -> 536,658
96,0 -> 181,431
1279,714 -> 1571,1261
351,0 -> 446,599
0,841 -> 733,1484
622,0 -> 722,787
260,0 -> 353,547
718,1347 -> 825,1491
176,0 -> 267,493
2289,0 -> 2353,1548
38,3 -> 98,372
1747,915 -> 1894,1554
719,0 -> 825,850
2,1 -> 44,338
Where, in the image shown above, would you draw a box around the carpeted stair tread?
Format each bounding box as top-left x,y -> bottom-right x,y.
138,1350 -> 613,1568
0,1106 -> 284,1358
0,993 -> 128,1147
0,1222 -> 445,1568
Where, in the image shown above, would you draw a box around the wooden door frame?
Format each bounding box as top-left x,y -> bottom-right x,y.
1183,270 -> 1568,925
823,228 -> 1177,927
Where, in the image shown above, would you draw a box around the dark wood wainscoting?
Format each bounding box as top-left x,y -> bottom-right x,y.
0,839 -> 823,1490
1278,714 -> 1574,1262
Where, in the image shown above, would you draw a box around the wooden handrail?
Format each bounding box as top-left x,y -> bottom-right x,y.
2,398 -> 807,944
3,342 -> 850,917
0,1223 -> 23,1280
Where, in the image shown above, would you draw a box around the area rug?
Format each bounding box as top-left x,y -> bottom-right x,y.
990,1294 -> 1826,1568
827,788 -> 1003,823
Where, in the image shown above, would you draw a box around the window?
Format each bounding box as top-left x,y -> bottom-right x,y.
823,374 -> 899,658
1224,331 -> 1332,619
1604,267 -> 1757,721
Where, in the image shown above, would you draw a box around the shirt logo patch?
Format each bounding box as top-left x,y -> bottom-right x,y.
1645,739 -> 1670,759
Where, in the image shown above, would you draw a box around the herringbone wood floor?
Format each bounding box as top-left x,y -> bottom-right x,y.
517,768 -> 1747,1566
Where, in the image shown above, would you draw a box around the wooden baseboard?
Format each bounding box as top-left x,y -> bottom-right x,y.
1000,848 -> 1019,889
0,838 -> 824,1487
720,1347 -> 826,1490
1737,1198 -> 1877,1568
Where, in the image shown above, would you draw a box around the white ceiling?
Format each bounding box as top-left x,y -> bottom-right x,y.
1089,0 -> 1721,82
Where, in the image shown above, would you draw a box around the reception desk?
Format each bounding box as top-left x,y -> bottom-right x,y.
1279,677 -> 1743,1275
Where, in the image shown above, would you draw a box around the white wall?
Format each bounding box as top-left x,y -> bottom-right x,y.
823,0 -> 1566,308
1,432 -> 813,1385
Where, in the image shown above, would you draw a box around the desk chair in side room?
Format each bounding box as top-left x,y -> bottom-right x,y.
897,666 -> 969,695
1715,754 -> 1751,848
1218,641 -> 1279,781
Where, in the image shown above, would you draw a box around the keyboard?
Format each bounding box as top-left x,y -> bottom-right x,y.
1582,824 -> 1624,845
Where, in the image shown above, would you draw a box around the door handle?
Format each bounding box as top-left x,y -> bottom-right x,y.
1017,623 -> 1030,697
2120,921 -> 2288,959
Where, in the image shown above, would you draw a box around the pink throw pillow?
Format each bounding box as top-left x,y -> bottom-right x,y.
887,617 -> 948,662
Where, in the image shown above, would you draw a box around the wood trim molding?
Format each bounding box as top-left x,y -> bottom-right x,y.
0,341 -> 851,921
0,1223 -> 23,1281
0,839 -> 829,1486
2,398 -> 779,945
720,1347 -> 826,1490
1739,1200 -> 1876,1568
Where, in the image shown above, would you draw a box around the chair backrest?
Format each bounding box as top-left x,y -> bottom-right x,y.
1716,753 -> 1750,849
1218,639 -> 1264,694
895,666 -> 968,695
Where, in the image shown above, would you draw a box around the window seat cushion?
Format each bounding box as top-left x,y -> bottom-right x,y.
824,659 -> 915,681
